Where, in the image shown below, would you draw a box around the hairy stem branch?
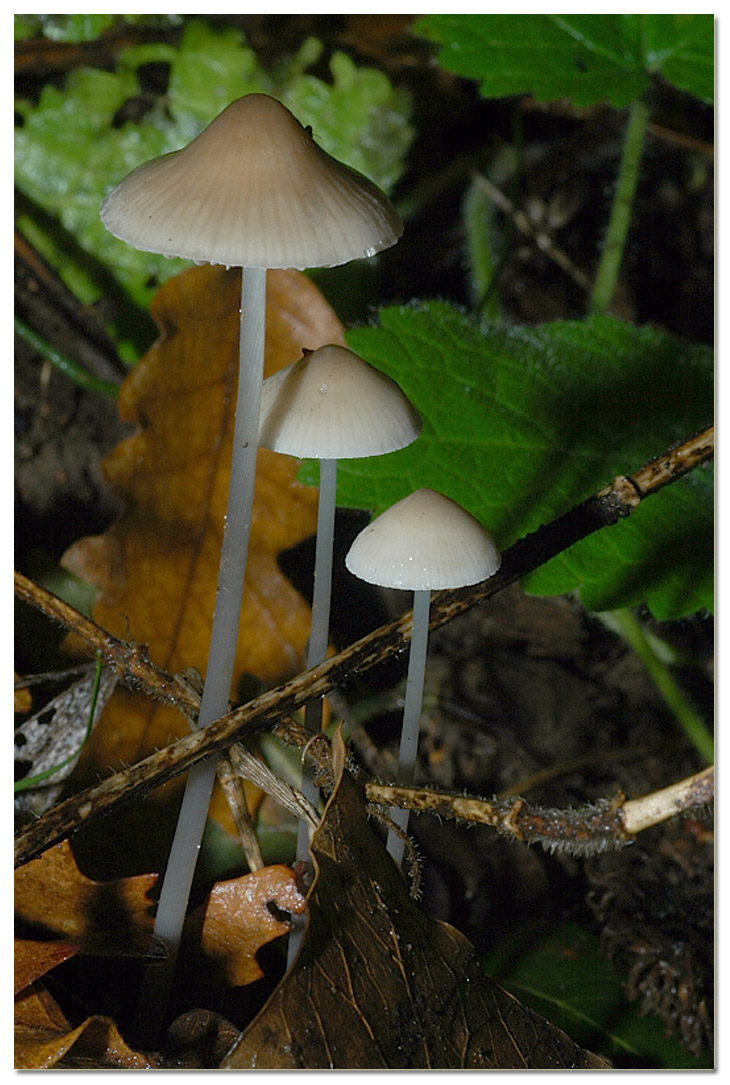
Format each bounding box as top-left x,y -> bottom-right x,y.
14,425 -> 713,867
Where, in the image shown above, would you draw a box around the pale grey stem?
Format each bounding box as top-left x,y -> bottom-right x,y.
387,588 -> 430,866
136,266 -> 267,1031
288,457 -> 337,967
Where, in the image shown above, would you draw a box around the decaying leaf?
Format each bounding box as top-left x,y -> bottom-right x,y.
14,839 -> 156,955
14,666 -> 118,819
61,264 -> 343,830
224,734 -> 610,1070
14,983 -> 158,1070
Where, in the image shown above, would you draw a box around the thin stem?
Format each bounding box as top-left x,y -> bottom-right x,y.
387,589 -> 430,866
589,97 -> 650,315
604,608 -> 714,763
14,423 -> 715,869
463,179 -> 501,318
289,458 -> 337,966
14,316 -> 120,397
301,457 -> 337,785
137,266 -> 267,1033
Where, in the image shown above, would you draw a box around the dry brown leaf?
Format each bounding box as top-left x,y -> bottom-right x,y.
224,733 -> 610,1070
14,839 -> 156,954
14,938 -> 79,995
62,265 -> 343,828
14,673 -> 32,714
14,982 -> 158,1069
189,864 -> 307,987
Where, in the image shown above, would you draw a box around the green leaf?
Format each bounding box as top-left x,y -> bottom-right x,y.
283,50 -> 413,193
14,18 -> 412,348
481,920 -> 712,1068
415,14 -> 714,106
303,304 -> 713,620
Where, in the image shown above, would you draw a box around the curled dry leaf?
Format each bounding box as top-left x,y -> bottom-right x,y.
61,265 -> 343,830
224,732 -> 610,1070
14,983 -> 158,1069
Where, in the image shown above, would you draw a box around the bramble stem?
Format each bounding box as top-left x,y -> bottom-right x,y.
136,266 -> 267,1032
590,98 -> 650,314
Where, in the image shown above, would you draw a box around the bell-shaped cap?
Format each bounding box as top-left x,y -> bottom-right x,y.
345,488 -> 501,591
100,93 -> 402,270
258,344 -> 421,459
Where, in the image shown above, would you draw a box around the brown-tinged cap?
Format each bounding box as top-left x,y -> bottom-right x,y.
345,488 -> 502,591
258,344 -> 421,459
100,93 -> 403,270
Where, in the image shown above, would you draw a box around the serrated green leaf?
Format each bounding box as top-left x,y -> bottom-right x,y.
14,18 -> 412,344
302,304 -> 713,620
282,51 -> 413,193
415,14 -> 714,106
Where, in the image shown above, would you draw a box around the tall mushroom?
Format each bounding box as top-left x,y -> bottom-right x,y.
258,343 -> 420,917
345,489 -> 501,866
100,93 -> 402,1007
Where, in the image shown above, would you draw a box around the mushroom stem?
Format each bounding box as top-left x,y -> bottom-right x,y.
288,457 -> 337,966
386,588 -> 431,866
137,266 -> 267,1027
304,458 -> 337,775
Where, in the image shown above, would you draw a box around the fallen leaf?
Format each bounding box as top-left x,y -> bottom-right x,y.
14,666 -> 118,819
224,734 -> 610,1070
14,939 -> 79,995
14,982 -> 158,1069
14,673 -> 32,714
163,1009 -> 242,1070
196,864 -> 306,986
62,265 -> 344,831
14,839 -> 156,955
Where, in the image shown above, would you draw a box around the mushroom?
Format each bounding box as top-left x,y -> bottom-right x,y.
345,488 -> 501,866
259,343 -> 421,868
101,93 -> 403,1005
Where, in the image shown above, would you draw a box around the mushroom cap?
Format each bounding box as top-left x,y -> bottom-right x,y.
100,93 -> 403,270
345,488 -> 502,591
258,344 -> 421,459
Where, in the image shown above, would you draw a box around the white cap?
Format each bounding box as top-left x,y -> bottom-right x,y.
258,344 -> 421,459
345,488 -> 501,591
100,93 -> 403,270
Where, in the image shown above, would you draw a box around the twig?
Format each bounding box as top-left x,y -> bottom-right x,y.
14,425 -> 713,867
175,668 -> 265,873
365,765 -> 714,856
13,571 -> 200,713
621,765 -> 714,834
472,172 -> 591,291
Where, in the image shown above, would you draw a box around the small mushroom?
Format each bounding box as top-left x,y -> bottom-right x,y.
102,94 -> 403,1009
345,488 -> 501,866
259,343 -> 420,873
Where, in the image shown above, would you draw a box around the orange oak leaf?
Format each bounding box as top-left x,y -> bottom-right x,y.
14,939 -> 79,996
62,266 -> 344,827
14,839 -> 156,954
185,864 -> 307,988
